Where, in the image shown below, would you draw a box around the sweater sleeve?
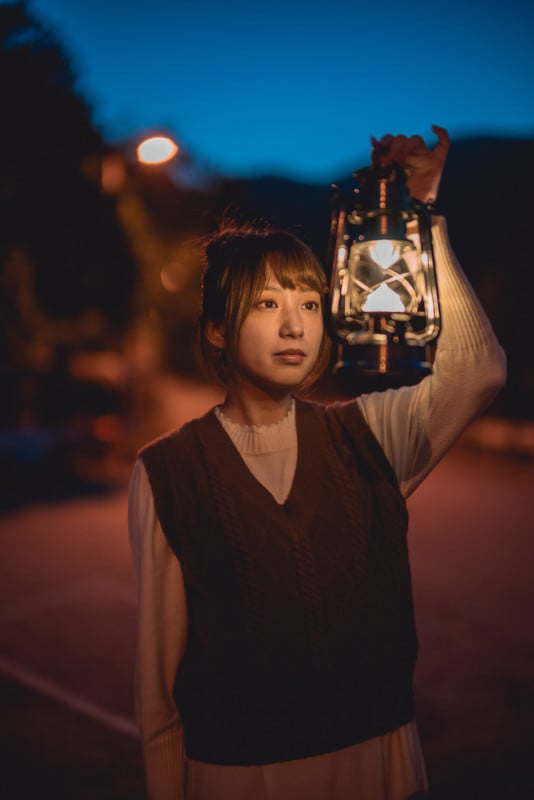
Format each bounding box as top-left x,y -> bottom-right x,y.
128,458 -> 188,800
356,216 -> 507,498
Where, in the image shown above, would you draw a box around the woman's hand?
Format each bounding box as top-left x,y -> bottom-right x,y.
370,124 -> 450,206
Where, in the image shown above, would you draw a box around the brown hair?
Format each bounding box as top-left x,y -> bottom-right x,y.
198,221 -> 330,390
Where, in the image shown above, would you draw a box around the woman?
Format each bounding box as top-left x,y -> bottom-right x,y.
128,128 -> 506,800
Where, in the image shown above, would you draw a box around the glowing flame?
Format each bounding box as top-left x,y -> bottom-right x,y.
369,241 -> 400,269
137,136 -> 179,165
363,283 -> 405,312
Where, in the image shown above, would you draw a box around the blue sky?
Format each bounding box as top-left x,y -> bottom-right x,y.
27,0 -> 534,183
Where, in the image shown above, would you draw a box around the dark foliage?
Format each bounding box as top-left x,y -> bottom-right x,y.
0,1 -> 136,324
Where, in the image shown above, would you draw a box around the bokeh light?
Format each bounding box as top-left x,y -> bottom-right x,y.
136,136 -> 179,165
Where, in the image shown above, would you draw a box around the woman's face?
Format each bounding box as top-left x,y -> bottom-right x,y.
232,270 -> 324,395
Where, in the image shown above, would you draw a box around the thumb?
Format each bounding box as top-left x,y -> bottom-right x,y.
431,125 -> 450,157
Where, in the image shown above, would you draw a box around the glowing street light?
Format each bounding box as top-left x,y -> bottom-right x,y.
136,136 -> 179,165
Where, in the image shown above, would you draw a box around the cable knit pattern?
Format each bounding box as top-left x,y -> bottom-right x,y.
140,399 -> 416,765
197,422 -> 268,656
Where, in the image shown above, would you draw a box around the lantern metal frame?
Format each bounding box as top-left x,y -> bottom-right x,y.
327,163 -> 440,376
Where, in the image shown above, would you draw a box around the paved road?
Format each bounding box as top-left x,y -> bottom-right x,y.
0,385 -> 533,799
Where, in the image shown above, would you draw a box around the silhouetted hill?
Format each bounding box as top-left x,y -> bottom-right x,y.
438,137 -> 534,418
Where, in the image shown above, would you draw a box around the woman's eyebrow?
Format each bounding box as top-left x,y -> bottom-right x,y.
261,284 -> 319,292
261,284 -> 283,292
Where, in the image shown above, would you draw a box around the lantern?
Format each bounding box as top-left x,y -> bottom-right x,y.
328,163 -> 440,377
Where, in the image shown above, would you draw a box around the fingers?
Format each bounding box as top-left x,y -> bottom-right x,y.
370,126 -> 450,175
368,126 -> 450,205
431,124 -> 449,141
371,135 -> 409,167
371,134 -> 394,147
371,133 -> 428,165
371,134 -> 395,166
431,124 -> 450,156
405,135 -> 426,153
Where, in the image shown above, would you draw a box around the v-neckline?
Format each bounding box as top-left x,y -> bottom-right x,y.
205,398 -> 318,511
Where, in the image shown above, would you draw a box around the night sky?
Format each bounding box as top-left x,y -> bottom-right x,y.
28,0 -> 534,182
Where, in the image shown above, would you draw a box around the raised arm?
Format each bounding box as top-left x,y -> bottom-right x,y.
355,126 -> 506,495
128,459 -> 187,800
357,216 -> 506,496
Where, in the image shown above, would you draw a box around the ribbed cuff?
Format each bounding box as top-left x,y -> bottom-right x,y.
143,725 -> 184,800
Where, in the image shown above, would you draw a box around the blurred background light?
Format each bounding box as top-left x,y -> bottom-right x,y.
136,136 -> 178,165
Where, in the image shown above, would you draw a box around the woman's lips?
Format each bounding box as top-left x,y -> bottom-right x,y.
273,349 -> 306,364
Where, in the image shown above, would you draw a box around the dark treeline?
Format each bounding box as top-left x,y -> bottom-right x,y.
0,1 -> 136,432
0,2 -> 136,323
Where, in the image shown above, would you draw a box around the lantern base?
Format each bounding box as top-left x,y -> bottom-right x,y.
333,342 -> 434,394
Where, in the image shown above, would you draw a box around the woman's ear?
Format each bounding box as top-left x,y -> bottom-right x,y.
205,321 -> 225,349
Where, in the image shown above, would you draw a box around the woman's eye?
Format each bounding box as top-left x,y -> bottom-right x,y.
303,300 -> 320,311
258,299 -> 277,309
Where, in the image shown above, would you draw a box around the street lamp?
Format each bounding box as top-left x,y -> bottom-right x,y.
136,135 -> 179,165
328,163 -> 440,377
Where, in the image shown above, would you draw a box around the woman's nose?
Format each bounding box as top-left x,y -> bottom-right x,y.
280,306 -> 304,337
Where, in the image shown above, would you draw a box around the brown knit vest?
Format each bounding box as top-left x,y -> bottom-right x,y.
140,397 -> 417,765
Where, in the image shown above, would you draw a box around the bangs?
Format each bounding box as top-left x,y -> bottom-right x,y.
254,237 -> 327,297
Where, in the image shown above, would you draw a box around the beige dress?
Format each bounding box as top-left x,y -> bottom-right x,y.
128,218 -> 507,800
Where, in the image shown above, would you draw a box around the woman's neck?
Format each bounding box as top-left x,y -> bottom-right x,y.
220,389 -> 294,427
